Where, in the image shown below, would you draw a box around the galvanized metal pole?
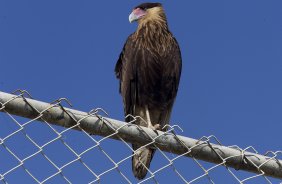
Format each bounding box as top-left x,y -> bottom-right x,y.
0,91 -> 281,179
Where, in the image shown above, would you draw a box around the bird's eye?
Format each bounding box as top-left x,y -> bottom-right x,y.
140,7 -> 147,11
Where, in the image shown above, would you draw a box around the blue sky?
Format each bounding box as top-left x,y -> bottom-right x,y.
0,1 -> 281,183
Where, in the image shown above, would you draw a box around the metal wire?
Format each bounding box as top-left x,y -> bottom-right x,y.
0,90 -> 281,184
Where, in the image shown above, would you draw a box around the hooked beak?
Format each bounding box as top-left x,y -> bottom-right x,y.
129,8 -> 146,23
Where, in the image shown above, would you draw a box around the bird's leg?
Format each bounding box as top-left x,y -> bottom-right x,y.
145,107 -> 153,128
145,106 -> 161,130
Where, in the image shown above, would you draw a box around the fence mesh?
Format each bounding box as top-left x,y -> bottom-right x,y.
0,90 -> 281,184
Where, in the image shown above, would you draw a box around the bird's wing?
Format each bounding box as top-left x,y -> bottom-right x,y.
115,34 -> 137,121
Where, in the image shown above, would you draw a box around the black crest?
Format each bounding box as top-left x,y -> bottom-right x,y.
134,2 -> 162,10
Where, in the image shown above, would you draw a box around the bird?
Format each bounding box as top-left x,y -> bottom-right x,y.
115,2 -> 182,180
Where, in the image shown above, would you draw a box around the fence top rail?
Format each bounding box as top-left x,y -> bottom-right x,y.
0,90 -> 281,180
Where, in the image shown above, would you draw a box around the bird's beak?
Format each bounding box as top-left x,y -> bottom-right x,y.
129,8 -> 146,23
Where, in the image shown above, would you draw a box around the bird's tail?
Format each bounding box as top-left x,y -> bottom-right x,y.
132,144 -> 155,180
130,104 -> 173,180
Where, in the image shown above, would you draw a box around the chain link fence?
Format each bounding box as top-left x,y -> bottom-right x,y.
0,90 -> 281,184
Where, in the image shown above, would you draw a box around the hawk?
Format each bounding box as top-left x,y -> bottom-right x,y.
115,2 -> 182,179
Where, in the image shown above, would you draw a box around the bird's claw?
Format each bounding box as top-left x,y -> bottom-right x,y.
148,124 -> 161,131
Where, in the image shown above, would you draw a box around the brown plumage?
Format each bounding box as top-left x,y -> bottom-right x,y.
115,2 -> 182,180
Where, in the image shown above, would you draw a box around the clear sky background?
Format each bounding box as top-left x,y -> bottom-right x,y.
0,1 -> 281,184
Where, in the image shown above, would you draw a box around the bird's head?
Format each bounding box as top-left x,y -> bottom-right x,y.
129,3 -> 165,24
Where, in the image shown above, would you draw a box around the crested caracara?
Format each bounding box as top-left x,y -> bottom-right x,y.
115,2 -> 182,180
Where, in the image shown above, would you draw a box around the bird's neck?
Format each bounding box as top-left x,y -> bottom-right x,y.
135,20 -> 173,53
